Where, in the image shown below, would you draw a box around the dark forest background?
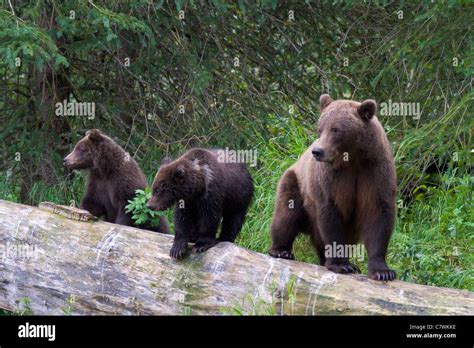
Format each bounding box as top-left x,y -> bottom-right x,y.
0,0 -> 472,291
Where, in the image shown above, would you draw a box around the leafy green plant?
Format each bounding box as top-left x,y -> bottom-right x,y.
125,187 -> 164,227
62,295 -> 75,315
14,297 -> 33,316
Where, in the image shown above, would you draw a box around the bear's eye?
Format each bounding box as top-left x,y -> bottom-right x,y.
331,128 -> 340,134
78,144 -> 89,152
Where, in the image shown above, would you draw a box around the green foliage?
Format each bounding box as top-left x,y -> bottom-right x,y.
0,10 -> 68,70
62,295 -> 75,315
392,173 -> 474,289
125,187 -> 165,227
237,115 -> 319,264
14,297 -> 33,316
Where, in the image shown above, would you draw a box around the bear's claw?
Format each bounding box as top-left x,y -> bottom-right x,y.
170,242 -> 188,260
268,249 -> 295,260
326,261 -> 360,274
369,269 -> 396,281
192,241 -> 217,253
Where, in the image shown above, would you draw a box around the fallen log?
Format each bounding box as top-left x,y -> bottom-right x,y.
0,200 -> 472,315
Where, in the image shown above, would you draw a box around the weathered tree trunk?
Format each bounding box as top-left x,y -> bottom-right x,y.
0,200 -> 472,315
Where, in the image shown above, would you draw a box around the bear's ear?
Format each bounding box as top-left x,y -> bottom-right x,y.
161,157 -> 173,166
320,94 -> 333,111
86,129 -> 103,142
175,166 -> 185,178
357,99 -> 377,121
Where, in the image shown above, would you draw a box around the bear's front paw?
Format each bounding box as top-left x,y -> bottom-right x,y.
192,240 -> 217,253
325,261 -> 360,274
369,269 -> 396,281
170,241 -> 188,260
268,249 -> 295,260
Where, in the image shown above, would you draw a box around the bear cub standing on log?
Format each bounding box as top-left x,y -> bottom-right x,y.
146,148 -> 254,259
269,95 -> 397,281
63,129 -> 169,234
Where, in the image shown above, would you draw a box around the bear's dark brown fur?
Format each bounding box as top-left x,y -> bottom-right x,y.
269,95 -> 397,281
63,129 -> 169,234
146,148 -> 254,259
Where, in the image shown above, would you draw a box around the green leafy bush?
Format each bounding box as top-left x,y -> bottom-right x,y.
125,187 -> 165,227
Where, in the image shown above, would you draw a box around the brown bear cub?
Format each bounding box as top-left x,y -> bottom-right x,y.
63,129 -> 169,234
146,148 -> 254,259
269,95 -> 397,281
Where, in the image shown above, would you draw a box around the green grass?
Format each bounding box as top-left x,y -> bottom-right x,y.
0,298 -> 33,316
237,116 -> 320,264
391,173 -> 473,289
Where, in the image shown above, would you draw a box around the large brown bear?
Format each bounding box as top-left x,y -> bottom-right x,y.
146,148 -> 254,259
269,95 -> 397,281
63,129 -> 169,234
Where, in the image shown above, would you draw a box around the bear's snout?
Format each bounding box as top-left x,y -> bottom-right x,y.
146,200 -> 156,210
63,154 -> 73,167
312,147 -> 325,161
147,198 -> 167,211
